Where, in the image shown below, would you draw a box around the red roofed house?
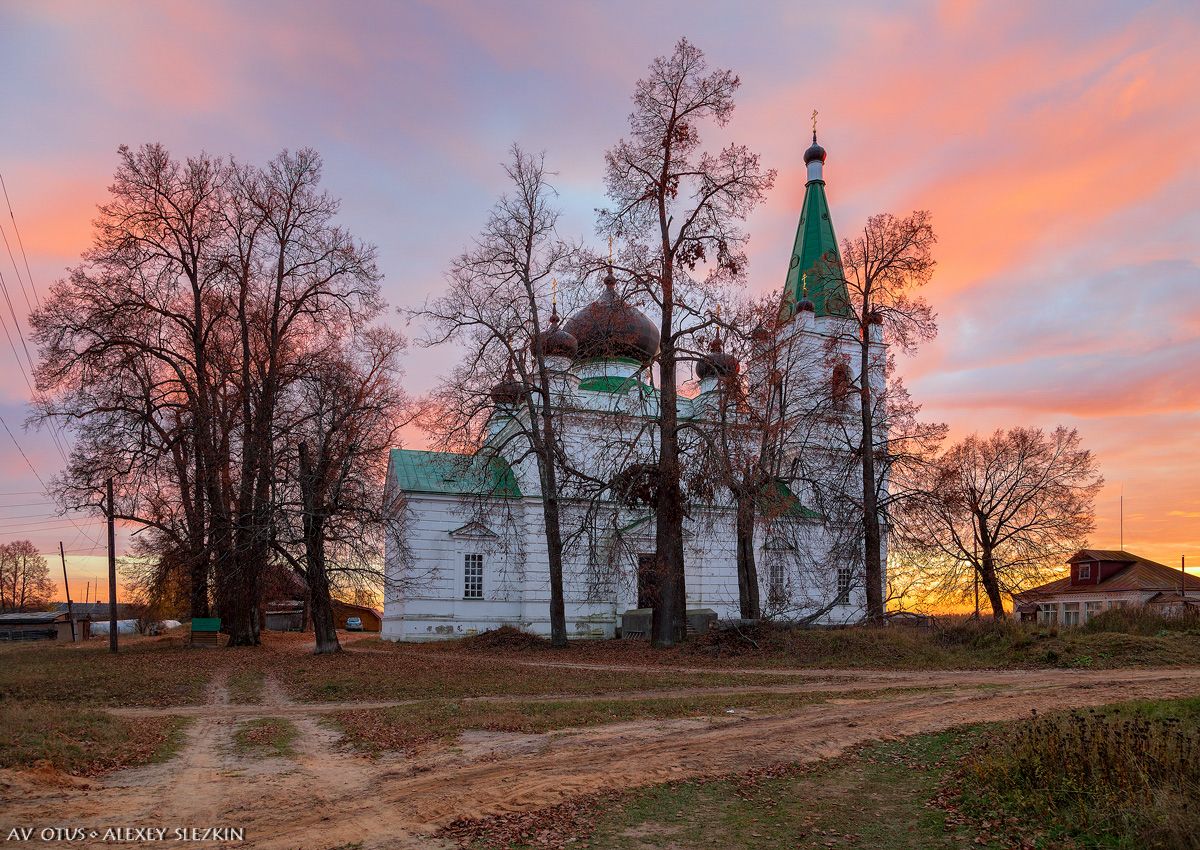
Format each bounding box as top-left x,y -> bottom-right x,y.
1013,550 -> 1200,626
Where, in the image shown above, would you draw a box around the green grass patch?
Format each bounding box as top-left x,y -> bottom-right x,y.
955,697 -> 1200,849
232,717 -> 299,758
443,730 -> 994,849
0,639 -> 211,706
226,669 -> 265,704
679,618 -> 1200,670
0,702 -> 189,776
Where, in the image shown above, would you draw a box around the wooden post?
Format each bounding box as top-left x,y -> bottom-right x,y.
107,477 -> 118,654
59,541 -> 75,642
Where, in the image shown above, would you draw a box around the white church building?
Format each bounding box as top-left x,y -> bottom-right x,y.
382,135 -> 884,641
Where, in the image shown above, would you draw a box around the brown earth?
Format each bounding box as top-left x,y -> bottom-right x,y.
2,662 -> 1199,850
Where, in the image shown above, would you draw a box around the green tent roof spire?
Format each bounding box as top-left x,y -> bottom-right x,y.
779,129 -> 851,322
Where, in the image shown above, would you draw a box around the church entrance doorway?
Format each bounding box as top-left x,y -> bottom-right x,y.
637,553 -> 660,609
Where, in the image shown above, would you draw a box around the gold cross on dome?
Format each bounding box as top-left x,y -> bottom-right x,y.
801,271 -> 808,297
811,109 -> 818,136
551,277 -> 557,307
607,236 -> 614,263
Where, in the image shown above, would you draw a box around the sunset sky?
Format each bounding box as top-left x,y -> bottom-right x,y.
0,0 -> 1196,603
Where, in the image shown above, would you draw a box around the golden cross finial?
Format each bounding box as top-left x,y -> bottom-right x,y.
607,236 -> 614,263
801,271 -> 808,297
551,277 -> 557,307
811,109 -> 818,138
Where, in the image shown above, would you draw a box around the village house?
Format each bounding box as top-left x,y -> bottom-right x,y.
1013,549 -> 1200,625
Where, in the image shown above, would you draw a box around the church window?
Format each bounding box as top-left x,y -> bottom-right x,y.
836,566 -> 852,605
463,553 -> 484,599
768,557 -> 787,608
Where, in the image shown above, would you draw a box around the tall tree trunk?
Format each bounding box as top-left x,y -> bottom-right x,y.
536,381 -> 569,648
306,539 -> 341,654
859,337 -> 885,620
977,519 -> 1006,619
654,328 -> 686,647
734,491 -> 760,619
299,441 -> 341,654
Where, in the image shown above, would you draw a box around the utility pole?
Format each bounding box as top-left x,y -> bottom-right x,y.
59,541 -> 75,642
107,477 -> 117,654
972,525 -> 980,620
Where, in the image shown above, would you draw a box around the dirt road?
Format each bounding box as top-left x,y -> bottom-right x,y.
3,663 -> 1199,850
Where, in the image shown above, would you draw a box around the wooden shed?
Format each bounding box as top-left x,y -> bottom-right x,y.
0,611 -> 89,642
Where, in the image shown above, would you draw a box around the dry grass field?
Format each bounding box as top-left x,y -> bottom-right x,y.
1,622 -> 1198,849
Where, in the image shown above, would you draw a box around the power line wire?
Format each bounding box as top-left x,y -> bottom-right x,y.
0,172 -> 39,308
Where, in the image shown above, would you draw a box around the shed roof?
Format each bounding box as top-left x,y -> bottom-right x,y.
0,611 -> 66,624
388,449 -> 521,498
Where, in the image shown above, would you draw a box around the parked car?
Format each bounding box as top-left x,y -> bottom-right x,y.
345,616 -> 363,631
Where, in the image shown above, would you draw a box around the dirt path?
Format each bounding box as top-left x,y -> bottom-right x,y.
3,666 -> 1200,849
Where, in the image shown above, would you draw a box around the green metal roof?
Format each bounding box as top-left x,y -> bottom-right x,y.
779,178 -> 851,321
389,449 -> 522,498
579,374 -> 657,395
758,480 -> 823,520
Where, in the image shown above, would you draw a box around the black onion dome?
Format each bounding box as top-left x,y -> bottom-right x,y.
797,296 -> 815,313
561,267 -> 659,364
535,307 -> 578,359
490,363 -> 523,406
803,131 -> 826,166
696,334 -> 739,381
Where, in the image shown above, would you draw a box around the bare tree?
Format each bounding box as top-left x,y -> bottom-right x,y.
0,541 -> 54,612
900,426 -> 1104,618
598,38 -> 775,646
414,145 -> 578,646
824,211 -> 938,619
273,327 -> 408,653
685,295 -> 825,619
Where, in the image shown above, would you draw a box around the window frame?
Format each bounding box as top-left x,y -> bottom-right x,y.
463,552 -> 484,600
836,565 -> 852,606
1078,563 -> 1092,581
1062,601 -> 1080,626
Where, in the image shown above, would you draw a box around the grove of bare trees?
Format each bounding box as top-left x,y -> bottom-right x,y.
0,540 -> 54,612
31,144 -> 406,648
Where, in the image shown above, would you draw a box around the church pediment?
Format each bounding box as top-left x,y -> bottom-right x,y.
448,521 -> 499,540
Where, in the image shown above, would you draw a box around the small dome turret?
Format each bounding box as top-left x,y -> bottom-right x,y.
696,331 -> 739,381
535,305 -> 578,359
490,361 -> 523,406
803,131 -> 826,166
562,266 -> 659,364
